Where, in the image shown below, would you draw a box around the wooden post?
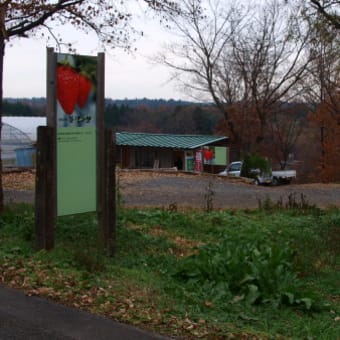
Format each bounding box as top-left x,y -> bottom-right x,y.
96,52 -> 105,248
96,52 -> 115,255
103,128 -> 116,255
35,48 -> 57,251
97,127 -> 116,256
46,48 -> 57,128
35,126 -> 56,250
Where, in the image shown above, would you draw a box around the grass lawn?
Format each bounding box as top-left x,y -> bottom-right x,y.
0,201 -> 339,339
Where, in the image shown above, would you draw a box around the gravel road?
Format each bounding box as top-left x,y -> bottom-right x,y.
119,171 -> 340,210
4,170 -> 340,210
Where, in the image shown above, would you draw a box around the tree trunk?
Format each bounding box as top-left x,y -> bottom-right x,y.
0,36 -> 5,212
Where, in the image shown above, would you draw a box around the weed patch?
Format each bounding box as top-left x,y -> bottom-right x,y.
258,193 -> 321,215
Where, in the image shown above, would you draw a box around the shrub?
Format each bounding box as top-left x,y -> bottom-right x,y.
240,154 -> 271,179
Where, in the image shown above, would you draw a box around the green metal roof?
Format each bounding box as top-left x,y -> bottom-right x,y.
116,132 -> 228,149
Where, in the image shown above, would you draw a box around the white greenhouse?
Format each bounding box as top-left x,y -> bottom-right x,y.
1,117 -> 46,168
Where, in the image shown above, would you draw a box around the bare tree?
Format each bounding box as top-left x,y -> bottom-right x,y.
309,0 -> 340,29
267,110 -> 303,170
284,1 -> 340,29
158,0 -> 311,154
0,0 -> 184,212
303,13 -> 340,181
230,2 -> 311,144
304,15 -> 340,118
155,0 -> 245,139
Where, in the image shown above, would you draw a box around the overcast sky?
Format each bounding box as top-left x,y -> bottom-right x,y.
3,15 -> 186,101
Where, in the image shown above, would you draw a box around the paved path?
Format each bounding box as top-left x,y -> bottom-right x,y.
0,285 -> 169,340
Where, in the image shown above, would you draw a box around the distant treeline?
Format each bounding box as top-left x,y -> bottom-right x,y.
105,98 -> 194,109
3,97 -> 223,135
3,98 -> 46,116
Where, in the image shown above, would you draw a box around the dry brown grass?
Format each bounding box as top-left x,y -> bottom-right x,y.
2,171 -> 35,191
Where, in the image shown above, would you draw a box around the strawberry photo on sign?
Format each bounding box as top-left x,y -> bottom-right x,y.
77,74 -> 92,108
56,54 -> 97,128
57,65 -> 80,115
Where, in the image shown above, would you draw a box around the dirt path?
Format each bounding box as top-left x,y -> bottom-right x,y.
3,170 -> 340,209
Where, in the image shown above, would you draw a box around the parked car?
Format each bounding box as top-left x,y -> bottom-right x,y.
219,161 -> 296,185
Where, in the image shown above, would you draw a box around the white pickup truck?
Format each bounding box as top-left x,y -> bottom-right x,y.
219,161 -> 296,185
271,169 -> 297,185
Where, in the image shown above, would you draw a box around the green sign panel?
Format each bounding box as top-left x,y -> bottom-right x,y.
56,53 -> 97,216
57,128 -> 96,215
214,147 -> 228,166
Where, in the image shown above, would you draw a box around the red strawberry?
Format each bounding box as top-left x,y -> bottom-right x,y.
57,65 -> 79,115
77,74 -> 92,108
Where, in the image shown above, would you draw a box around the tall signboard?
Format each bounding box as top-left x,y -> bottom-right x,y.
36,49 -> 114,252
56,53 -> 97,216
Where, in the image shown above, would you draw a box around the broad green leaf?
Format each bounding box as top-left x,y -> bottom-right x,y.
298,298 -> 313,310
246,284 -> 260,304
283,292 -> 295,304
240,275 -> 255,285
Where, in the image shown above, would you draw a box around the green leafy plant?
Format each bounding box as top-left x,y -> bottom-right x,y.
174,235 -> 318,309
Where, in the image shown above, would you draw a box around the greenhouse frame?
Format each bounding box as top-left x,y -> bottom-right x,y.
1,117 -> 46,168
